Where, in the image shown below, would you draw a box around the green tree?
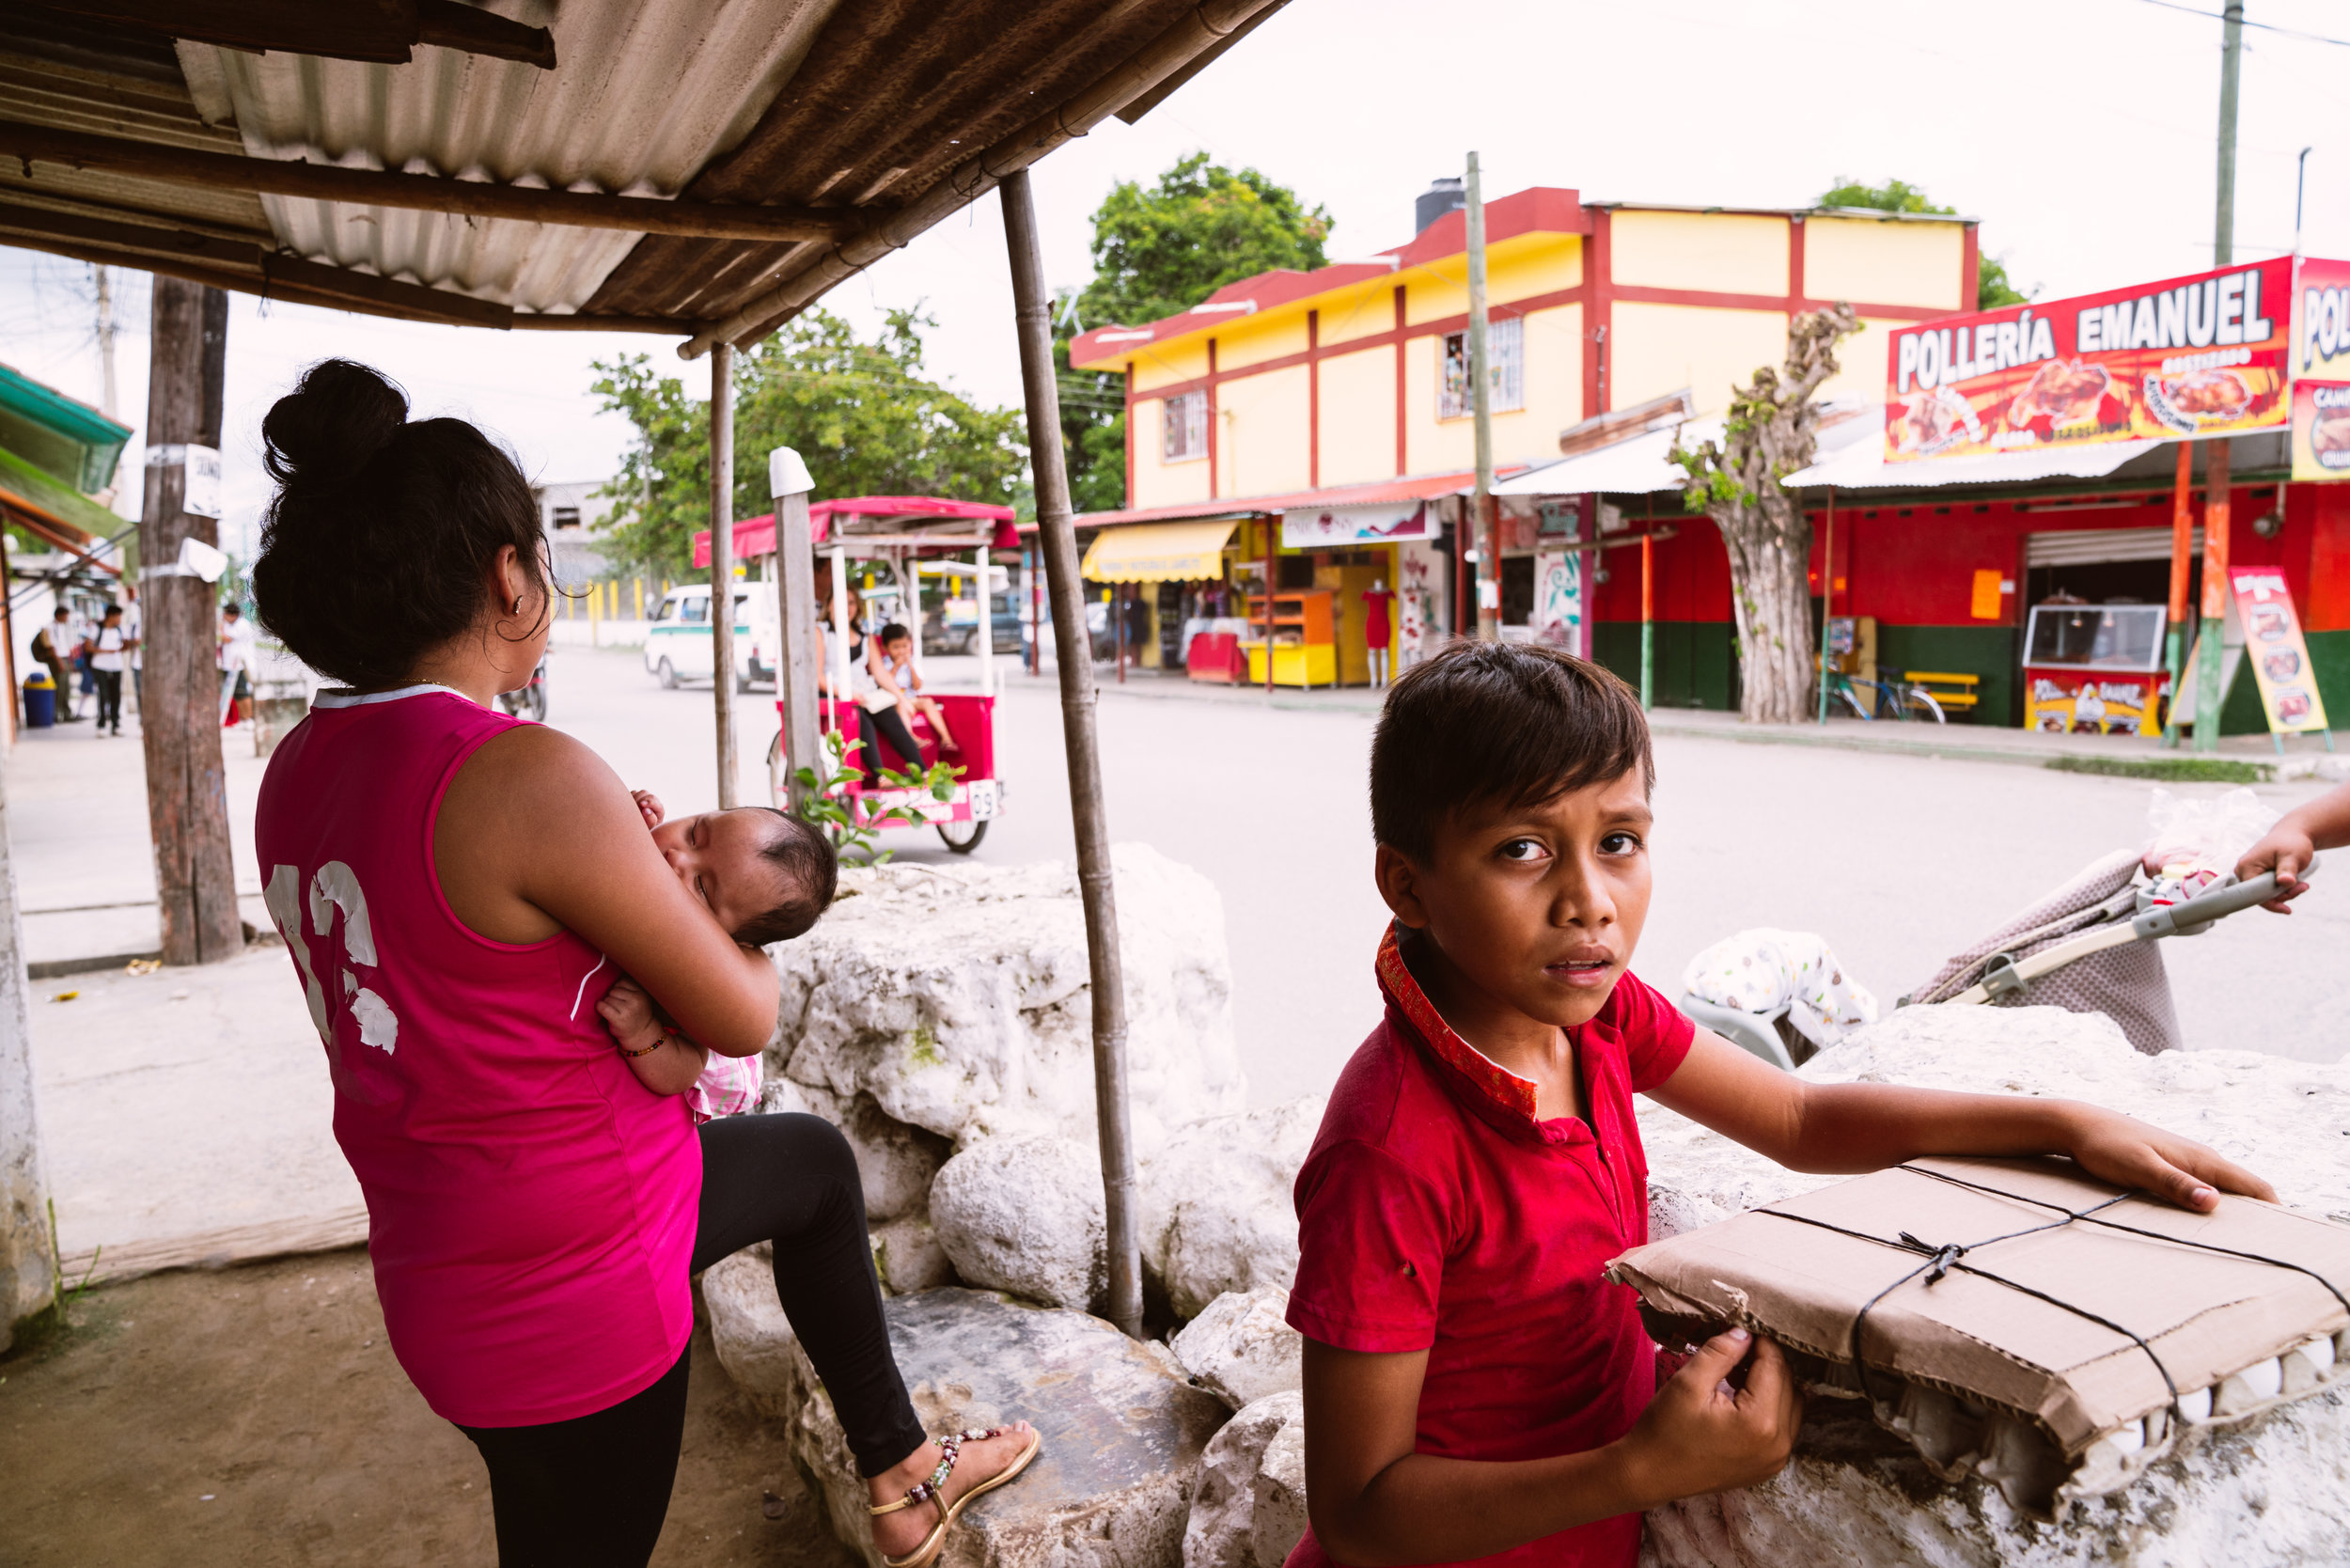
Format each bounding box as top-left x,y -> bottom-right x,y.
1817,177 -> 2031,309
1056,153 -> 1333,511
592,306 -> 1026,578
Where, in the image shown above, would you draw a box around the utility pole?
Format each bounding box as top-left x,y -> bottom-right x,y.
710,342 -> 737,807
94,266 -> 118,419
2194,0 -> 2244,752
138,279 -> 240,965
1002,166 -> 1142,1341
1465,151 -> 1498,641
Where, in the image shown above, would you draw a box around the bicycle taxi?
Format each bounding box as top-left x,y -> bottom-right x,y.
698,495 -> 1016,854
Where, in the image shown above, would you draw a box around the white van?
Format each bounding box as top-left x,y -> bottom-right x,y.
644,582 -> 778,691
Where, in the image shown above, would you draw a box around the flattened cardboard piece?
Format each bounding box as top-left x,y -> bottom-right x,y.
1606,1157 -> 2350,1462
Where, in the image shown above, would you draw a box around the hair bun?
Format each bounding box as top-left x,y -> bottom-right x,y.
262,359 -> 409,491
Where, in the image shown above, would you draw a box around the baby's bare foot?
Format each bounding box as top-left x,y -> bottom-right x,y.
867,1422 -> 1036,1563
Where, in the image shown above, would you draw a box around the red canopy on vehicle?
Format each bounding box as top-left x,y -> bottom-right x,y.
693,495 -> 1018,567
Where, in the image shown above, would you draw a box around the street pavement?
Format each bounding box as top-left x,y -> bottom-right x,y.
542,644 -> 2350,1106
12,644 -> 2342,1277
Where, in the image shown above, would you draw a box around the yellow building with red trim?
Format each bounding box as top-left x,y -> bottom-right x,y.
1065,182 -> 1974,690
1071,185 -> 1976,510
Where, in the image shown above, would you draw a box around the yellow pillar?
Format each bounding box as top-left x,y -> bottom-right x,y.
633,576 -> 643,619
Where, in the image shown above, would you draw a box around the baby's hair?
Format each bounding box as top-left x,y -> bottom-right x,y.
879,622 -> 911,645
1370,640 -> 1653,863
732,809 -> 840,947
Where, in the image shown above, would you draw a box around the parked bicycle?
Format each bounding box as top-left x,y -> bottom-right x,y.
1824,668 -> 1945,723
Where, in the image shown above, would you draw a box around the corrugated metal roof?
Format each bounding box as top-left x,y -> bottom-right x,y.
176,0 -> 844,313
0,0 -> 1279,343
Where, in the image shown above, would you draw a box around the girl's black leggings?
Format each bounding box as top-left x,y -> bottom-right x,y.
455,1112 -> 927,1568
856,703 -> 925,777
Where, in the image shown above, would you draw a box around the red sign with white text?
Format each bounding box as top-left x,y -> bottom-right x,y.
2291,256 -> 2350,481
1884,258 -> 2291,462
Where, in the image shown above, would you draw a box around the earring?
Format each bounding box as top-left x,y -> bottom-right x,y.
511,596 -> 522,615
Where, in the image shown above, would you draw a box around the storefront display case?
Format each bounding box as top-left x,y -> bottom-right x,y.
2022,603 -> 2169,735
1243,589 -> 1336,688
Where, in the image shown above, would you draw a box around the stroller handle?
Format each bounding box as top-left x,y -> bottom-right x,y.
2131,855 -> 2319,941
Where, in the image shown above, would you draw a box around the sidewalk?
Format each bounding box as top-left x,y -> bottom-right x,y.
7,707 -> 357,1283
1048,664 -> 2350,783
8,706 -> 274,973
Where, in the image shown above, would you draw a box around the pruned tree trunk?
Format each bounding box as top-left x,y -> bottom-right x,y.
1671,305 -> 1860,724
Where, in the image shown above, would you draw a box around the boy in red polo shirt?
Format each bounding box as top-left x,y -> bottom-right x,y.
1286,642 -> 2272,1568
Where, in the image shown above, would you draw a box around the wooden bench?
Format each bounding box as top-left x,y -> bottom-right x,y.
1904,670 -> 1980,713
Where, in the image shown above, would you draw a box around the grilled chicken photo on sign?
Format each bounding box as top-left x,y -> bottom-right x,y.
2010,358 -> 2112,426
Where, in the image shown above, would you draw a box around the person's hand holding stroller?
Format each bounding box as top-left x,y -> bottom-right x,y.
2234,779 -> 2350,913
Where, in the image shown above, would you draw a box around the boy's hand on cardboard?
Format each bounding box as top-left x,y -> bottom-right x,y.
631,789 -> 665,830
2061,1106 -> 2275,1211
1621,1327 -> 1798,1503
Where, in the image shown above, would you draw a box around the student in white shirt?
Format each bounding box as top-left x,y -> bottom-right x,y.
84,604 -> 133,737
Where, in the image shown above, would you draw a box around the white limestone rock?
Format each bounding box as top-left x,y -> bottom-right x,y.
1643,1389 -> 2350,1568
1181,1391 -> 1308,1568
930,1136 -> 1107,1310
771,845 -> 1246,1157
870,1215 -> 955,1295
1250,1419 -> 1309,1568
791,1288 -> 1230,1568
1636,1003 -> 2350,1566
761,1080 -> 954,1224
1170,1290 -> 1304,1411
1141,1097 -> 1323,1320
699,1244 -> 803,1422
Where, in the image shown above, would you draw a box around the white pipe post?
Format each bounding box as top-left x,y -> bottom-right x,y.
830,542 -> 853,750
771,446 -> 819,808
905,550 -> 922,661
975,548 -> 995,698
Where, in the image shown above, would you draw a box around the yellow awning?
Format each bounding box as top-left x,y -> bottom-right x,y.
1080,518 -> 1241,583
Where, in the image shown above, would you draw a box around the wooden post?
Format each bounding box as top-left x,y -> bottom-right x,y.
772,449 -> 820,809
1002,166 -> 1142,1340
1261,518 -> 1275,694
2194,440 -> 2232,752
710,341 -> 738,808
2161,442 -> 2195,746
1465,151 -> 1498,642
137,278 -> 239,966
1,523 -> 17,748
0,759 -> 54,1348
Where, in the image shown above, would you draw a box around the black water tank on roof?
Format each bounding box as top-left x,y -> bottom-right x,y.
1416,177 -> 1465,234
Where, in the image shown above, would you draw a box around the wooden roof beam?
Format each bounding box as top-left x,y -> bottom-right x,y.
0,198 -> 684,333
681,0 -> 1290,358
0,120 -> 860,243
25,0 -> 557,71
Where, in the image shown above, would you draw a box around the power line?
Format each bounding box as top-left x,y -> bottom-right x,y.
2135,0 -> 2350,47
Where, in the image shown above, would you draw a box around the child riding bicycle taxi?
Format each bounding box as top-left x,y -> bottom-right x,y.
875,621 -> 960,753
1286,640 -> 2272,1568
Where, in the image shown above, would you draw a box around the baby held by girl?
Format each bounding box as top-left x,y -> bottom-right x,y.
597,789 -> 837,1119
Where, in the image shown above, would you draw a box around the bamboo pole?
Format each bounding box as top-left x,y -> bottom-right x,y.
1001,166 -> 1142,1339
711,342 -> 738,808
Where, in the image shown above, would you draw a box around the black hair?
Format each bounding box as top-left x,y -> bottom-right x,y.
101,604 -> 121,619
251,359 -> 549,689
878,622 -> 911,645
1370,640 -> 1654,863
731,808 -> 840,948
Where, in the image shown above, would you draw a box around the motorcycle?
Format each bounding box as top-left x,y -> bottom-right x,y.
498,657 -> 549,722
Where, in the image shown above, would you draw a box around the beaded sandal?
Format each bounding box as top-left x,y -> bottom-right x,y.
868,1424 -> 1043,1568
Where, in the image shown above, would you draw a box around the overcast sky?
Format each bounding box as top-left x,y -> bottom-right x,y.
3,0 -> 2344,553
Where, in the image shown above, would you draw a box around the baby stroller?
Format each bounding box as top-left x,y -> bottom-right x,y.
1684,793 -> 2310,1066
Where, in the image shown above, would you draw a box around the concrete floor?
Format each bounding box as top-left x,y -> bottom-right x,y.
12,644 -> 2345,1277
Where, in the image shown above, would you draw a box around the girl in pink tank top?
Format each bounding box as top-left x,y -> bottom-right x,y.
247,361 -> 1037,1568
